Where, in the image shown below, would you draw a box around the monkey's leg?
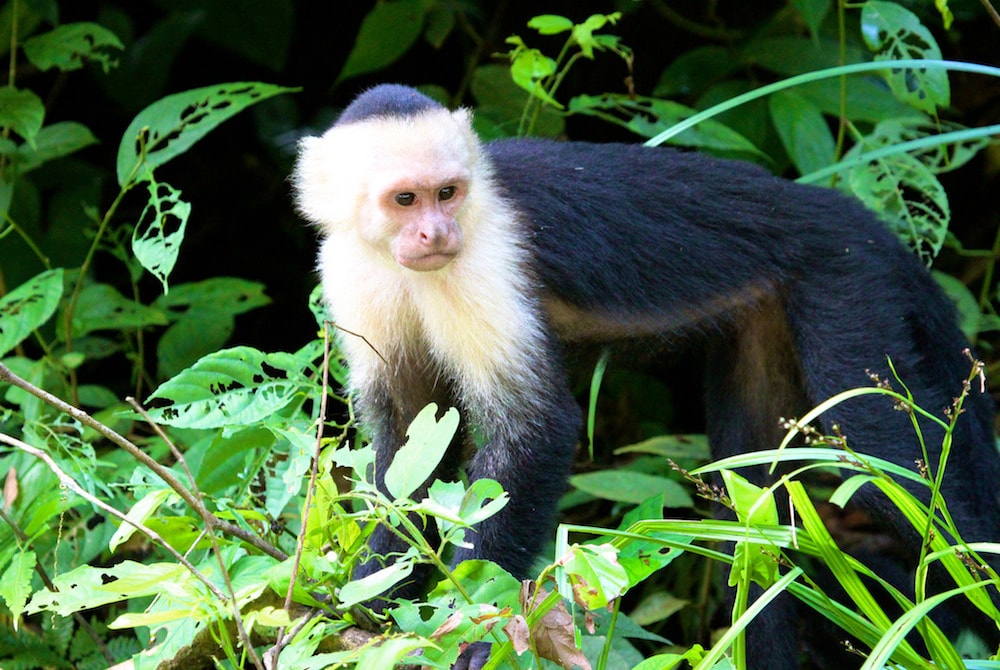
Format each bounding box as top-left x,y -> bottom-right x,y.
705,299 -> 809,670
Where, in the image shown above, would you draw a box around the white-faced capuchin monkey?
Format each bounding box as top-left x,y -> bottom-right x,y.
294,84 -> 1000,670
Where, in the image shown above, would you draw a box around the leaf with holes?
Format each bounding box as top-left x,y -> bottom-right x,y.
132,177 -> 191,293
147,346 -> 307,429
70,284 -> 168,338
22,22 -> 123,73
0,268 -> 63,357
846,150 -> 948,261
860,1 -> 948,113
115,81 -> 297,187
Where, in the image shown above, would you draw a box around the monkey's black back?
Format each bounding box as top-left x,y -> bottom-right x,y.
486,138 -> 1000,662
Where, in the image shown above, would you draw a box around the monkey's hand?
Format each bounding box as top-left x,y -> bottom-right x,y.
452,641 -> 491,670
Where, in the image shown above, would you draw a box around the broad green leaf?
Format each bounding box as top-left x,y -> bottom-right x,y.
384,403 -> 459,500
790,0 -> 831,39
861,1 -> 948,112
70,283 -> 169,337
851,118 -> 988,174
109,488 -> 175,553
338,559 -> 414,609
743,36 -> 867,76
570,470 -> 693,508
16,122 -> 98,173
654,45 -> 737,98
0,268 -> 63,357
722,470 -> 779,587
560,543 -> 629,609
155,313 -> 234,380
394,559 -> 519,667
614,434 -> 710,461
421,478 -> 508,542
614,499 -> 689,585
22,22 -> 123,73
845,150 -> 948,260
26,561 -> 187,616
470,64 -> 566,139
528,14 -> 574,35
769,89 -> 835,175
132,177 -> 191,293
336,0 -> 425,83
572,13 -> 621,59
147,346 -> 306,429
0,86 -> 45,146
154,277 -> 270,318
506,38 -> 560,108
153,277 -> 270,379
356,636 -> 433,670
0,549 -> 36,628
116,81 -> 297,186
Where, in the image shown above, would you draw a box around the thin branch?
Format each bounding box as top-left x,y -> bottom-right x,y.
0,362 -> 286,561
268,323 -> 335,664
0,431 -> 227,601
980,0 -> 1000,28
127,398 -> 264,670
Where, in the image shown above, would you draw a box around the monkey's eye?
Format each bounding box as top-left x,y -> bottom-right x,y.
395,192 -> 416,206
438,186 -> 457,201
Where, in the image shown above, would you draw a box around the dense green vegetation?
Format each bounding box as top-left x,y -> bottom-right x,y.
1,1 -> 999,668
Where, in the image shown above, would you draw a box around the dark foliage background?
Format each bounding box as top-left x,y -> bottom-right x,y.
12,0 -> 997,374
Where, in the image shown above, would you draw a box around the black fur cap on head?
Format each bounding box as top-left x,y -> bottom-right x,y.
336,84 -> 443,125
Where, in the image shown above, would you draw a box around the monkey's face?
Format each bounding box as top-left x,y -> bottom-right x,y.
377,176 -> 467,271
295,106 -> 480,273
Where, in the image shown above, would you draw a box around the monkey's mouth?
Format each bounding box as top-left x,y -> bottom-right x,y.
397,252 -> 458,272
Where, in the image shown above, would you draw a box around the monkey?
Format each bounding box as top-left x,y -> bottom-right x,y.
293,84 -> 1000,669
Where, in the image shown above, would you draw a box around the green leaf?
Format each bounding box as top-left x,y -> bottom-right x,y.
615,434 -> 711,461
22,22 -> 123,73
70,283 -> 169,338
356,636 -> 432,670
769,89 -> 835,175
528,14 -> 574,35
108,488 -> 175,553
132,177 -> 191,293
0,268 -> 63,357
339,559 -> 415,609
155,314 -> 234,380
570,470 -> 693,508
861,1 -> 948,112
154,277 -> 270,319
721,469 -> 779,587
26,561 -> 187,616
654,45 -> 737,98
384,403 -> 460,500
572,13 -> 621,59
561,543 -> 629,609
506,39 -> 560,108
0,86 -> 45,146
845,149 -> 948,260
394,560 -> 519,667
153,278 -> 270,378
16,122 -> 98,173
116,81 -> 297,186
336,0 -> 425,83
147,346 -> 307,429
0,549 -> 36,628
790,0 -> 831,39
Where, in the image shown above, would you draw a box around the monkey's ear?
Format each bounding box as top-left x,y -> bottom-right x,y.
293,133 -> 363,232
450,108 -> 484,161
